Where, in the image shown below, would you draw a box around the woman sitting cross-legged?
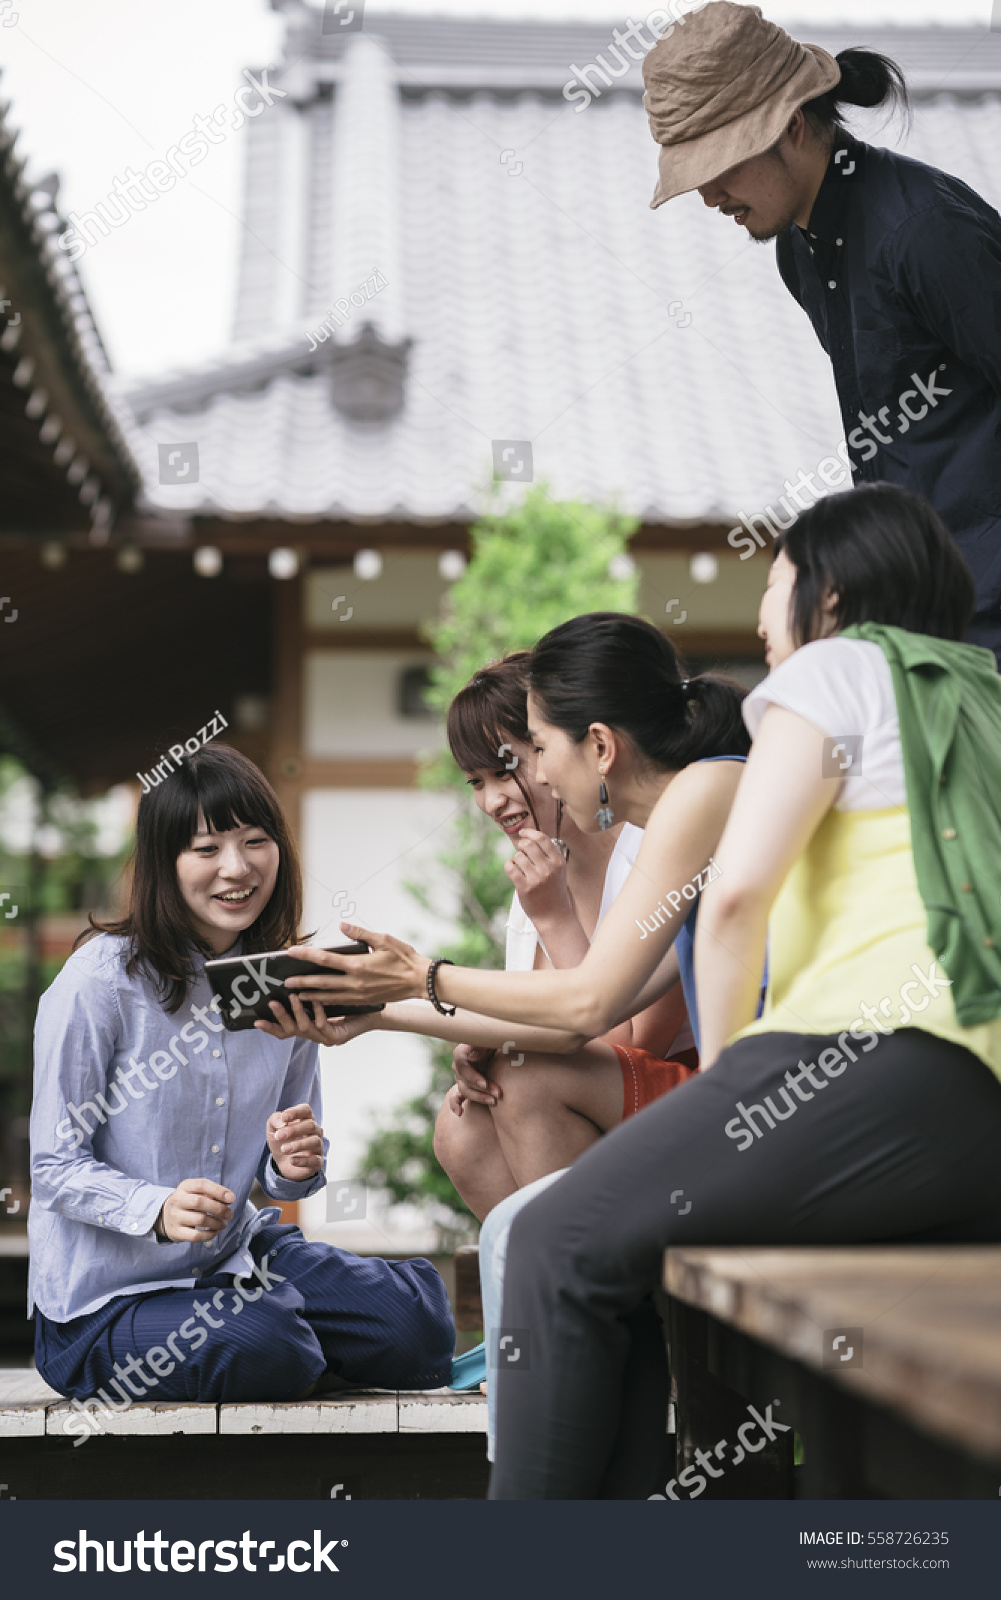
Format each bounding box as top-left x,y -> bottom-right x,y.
273,487 -> 1001,1496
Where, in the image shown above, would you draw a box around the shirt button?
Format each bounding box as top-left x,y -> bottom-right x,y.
212,1050 -> 222,1058
131,1222 -> 138,1231
942,827 -> 957,840
961,882 -> 973,893
211,1144 -> 221,1154
828,279 -> 837,289
216,1096 -> 225,1106
835,237 -> 843,246
985,937 -> 996,950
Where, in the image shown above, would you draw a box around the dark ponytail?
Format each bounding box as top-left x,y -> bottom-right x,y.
802,48 -> 910,136
528,613 -> 749,771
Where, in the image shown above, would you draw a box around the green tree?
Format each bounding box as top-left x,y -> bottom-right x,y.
356,488 -> 639,1233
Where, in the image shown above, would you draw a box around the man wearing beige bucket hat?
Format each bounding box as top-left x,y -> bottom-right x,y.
644,2 -> 1001,665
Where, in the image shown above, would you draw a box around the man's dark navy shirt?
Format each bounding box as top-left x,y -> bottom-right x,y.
777,132 -> 1001,641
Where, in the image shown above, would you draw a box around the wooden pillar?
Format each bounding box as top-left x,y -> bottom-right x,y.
269,572 -> 305,845
268,573 -> 305,1229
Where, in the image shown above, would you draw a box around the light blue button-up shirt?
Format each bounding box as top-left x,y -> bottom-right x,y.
29,932 -> 326,1323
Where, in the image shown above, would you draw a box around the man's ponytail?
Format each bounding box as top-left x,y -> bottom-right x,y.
802,48 -> 910,136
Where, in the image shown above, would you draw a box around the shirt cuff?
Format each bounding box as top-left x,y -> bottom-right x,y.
118,1183 -> 175,1241
262,1156 -> 325,1202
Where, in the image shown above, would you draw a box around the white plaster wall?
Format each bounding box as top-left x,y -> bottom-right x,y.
297,787 -> 461,1235
304,651 -> 443,758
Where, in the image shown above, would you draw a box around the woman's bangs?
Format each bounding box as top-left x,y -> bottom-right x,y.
195,763 -> 279,839
448,704 -> 512,777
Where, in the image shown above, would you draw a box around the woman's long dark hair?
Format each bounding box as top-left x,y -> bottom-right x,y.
775,483 -> 975,646
802,47 -> 910,136
528,614 -> 749,768
446,653 -> 552,833
82,744 -> 304,1013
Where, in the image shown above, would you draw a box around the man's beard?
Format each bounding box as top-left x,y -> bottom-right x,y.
747,215 -> 799,244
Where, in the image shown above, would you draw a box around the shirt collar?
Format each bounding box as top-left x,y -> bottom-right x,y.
800,132 -> 866,246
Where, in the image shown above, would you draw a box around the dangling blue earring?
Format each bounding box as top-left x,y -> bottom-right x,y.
595,778 -> 614,831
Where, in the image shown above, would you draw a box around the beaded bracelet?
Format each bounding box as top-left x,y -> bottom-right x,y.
427,957 -> 456,1016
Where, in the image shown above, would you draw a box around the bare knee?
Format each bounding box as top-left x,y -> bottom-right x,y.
491,1054 -> 559,1119
433,1094 -> 489,1183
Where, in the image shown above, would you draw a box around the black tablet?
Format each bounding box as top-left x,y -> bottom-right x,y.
204,943 -> 384,1032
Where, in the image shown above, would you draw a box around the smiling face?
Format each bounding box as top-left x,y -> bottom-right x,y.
697,113 -> 827,242
698,146 -> 803,240
525,693 -> 605,835
175,811 -> 280,954
464,735 -> 557,841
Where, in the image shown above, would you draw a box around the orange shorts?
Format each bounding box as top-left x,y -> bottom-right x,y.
613,1045 -> 698,1122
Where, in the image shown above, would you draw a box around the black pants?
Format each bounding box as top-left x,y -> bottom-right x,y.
488,1029 -> 1001,1499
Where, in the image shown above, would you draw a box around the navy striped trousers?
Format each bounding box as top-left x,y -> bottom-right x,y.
35,1224 -> 455,1408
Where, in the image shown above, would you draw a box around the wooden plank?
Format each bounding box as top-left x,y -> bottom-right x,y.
0,1373 -> 61,1438
399,1389 -> 487,1434
45,1401 -> 217,1438
453,1245 -> 483,1331
219,1394 -> 397,1435
665,1246 -> 1001,1463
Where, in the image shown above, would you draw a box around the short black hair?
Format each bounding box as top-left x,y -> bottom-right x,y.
775,483 -> 975,645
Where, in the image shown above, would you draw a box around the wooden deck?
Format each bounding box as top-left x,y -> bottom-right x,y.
0,1374 -> 487,1499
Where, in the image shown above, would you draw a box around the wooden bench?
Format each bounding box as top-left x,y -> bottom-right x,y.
0,1373 -> 487,1500
448,1241 -> 1001,1498
664,1246 -> 1001,1499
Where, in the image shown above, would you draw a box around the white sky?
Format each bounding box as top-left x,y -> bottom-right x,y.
1,0 -> 996,376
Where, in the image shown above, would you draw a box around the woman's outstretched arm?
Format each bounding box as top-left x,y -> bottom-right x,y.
257,997 -> 590,1055
284,760 -> 742,1035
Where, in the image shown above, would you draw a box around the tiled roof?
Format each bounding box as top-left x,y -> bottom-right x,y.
0,85 -> 142,539
122,14 -> 1001,529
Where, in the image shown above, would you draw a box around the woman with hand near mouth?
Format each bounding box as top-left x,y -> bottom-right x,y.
262,653 -> 696,1225
29,744 -> 453,1420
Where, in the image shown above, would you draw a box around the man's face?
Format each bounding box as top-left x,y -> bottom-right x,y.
698,143 -> 802,242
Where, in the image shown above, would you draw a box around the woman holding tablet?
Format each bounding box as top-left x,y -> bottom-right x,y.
29,745 -> 453,1424
265,652 -> 696,1222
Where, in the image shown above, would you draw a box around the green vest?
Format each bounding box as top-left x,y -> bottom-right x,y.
843,624 -> 1001,1025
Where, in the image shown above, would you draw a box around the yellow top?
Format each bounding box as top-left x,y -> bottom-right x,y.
735,805 -> 1001,1082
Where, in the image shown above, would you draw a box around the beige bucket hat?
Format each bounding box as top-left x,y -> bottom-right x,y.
643,2 -> 841,208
